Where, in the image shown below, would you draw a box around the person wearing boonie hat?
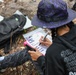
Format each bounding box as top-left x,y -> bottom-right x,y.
32,0 -> 76,28
28,0 -> 76,75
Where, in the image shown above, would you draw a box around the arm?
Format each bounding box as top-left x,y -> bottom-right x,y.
28,37 -> 52,75
28,48 -> 46,75
37,56 -> 45,74
0,48 -> 31,70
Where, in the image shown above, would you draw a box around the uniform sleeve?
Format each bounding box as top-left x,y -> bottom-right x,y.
45,45 -> 66,75
37,56 -> 45,75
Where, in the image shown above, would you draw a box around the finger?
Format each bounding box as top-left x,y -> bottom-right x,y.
33,47 -> 39,51
44,37 -> 50,41
39,36 -> 44,41
40,41 -> 47,44
28,51 -> 35,54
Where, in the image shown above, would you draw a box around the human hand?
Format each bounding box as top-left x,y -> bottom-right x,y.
39,36 -> 52,47
28,48 -> 43,61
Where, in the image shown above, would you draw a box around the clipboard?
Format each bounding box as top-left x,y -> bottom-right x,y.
23,28 -> 52,55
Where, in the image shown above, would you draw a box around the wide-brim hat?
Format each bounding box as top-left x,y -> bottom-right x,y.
32,0 -> 76,28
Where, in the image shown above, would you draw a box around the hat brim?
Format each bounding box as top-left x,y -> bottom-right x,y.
32,8 -> 76,28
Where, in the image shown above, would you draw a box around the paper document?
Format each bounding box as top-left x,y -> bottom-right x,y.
23,28 -> 52,55
0,15 -> 4,22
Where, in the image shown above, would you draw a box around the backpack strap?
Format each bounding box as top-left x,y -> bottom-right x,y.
58,36 -> 76,51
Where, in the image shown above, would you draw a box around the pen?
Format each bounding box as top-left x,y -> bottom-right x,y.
39,33 -> 48,45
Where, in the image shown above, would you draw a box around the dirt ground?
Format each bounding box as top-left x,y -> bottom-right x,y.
0,0 -> 41,75
0,0 -> 41,19
0,0 -> 75,75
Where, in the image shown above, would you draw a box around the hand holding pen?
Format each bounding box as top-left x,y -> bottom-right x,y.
42,33 -> 48,41
39,33 -> 52,47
